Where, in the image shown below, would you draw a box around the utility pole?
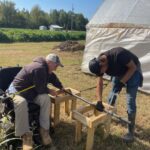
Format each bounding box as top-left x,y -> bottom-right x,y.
71,4 -> 74,31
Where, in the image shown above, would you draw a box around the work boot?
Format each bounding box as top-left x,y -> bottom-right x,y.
22,132 -> 33,150
122,113 -> 136,143
40,127 -> 52,145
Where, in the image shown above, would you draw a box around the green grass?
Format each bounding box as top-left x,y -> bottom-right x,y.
0,42 -> 149,150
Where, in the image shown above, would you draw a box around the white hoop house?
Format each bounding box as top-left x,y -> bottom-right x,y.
82,0 -> 150,94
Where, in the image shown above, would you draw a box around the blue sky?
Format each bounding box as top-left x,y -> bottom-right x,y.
11,0 -> 103,19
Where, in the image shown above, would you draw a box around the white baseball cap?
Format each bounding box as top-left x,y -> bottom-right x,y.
46,53 -> 64,67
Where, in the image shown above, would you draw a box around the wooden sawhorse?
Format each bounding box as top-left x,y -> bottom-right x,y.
72,103 -> 115,150
49,87 -> 80,127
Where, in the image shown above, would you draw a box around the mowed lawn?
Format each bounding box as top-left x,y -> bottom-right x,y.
0,42 -> 149,150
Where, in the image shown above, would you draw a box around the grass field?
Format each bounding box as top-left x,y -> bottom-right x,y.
0,42 -> 150,150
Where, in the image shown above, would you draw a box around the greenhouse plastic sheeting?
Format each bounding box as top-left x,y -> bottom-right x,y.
82,0 -> 150,94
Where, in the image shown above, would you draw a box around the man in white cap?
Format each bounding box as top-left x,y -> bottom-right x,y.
8,53 -> 64,150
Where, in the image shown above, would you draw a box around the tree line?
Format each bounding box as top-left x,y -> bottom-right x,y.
0,0 -> 89,31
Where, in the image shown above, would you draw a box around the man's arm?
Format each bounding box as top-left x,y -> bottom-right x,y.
48,72 -> 63,89
96,76 -> 103,102
120,60 -> 137,84
95,76 -> 105,111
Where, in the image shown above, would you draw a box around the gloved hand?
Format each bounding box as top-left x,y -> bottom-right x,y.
114,81 -> 125,93
95,101 -> 104,112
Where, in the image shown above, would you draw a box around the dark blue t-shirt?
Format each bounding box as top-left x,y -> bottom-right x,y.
101,47 -> 140,77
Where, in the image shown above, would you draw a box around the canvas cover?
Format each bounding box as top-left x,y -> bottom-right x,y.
81,0 -> 150,94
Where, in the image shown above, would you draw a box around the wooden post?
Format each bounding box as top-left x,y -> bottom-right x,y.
71,97 -> 77,111
75,121 -> 82,143
49,87 -> 80,126
86,127 -> 95,150
73,103 -> 115,150
54,103 -> 60,126
65,100 -> 70,115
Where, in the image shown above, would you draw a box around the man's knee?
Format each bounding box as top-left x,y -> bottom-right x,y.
36,94 -> 50,105
13,95 -> 28,110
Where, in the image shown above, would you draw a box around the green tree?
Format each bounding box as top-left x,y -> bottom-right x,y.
19,8 -> 31,28
0,1 -> 88,30
58,9 -> 68,29
30,5 -> 49,28
49,9 -> 59,25
74,14 -> 88,31
0,0 -> 17,27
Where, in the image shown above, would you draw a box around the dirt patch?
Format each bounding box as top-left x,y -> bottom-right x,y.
52,40 -> 85,51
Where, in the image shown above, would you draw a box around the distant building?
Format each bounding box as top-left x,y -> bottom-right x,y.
39,26 -> 47,30
49,25 -> 63,31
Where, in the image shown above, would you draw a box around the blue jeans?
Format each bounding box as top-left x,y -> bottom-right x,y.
107,71 -> 141,114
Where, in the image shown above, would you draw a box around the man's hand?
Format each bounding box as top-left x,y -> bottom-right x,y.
56,88 -> 65,95
114,81 -> 125,93
95,101 -> 104,112
49,89 -> 58,97
63,89 -> 72,95
56,88 -> 71,95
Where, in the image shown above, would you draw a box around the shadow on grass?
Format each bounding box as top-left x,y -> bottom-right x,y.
112,119 -> 150,144
49,121 -> 150,150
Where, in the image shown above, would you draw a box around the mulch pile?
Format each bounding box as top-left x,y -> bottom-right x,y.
52,40 -> 85,51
